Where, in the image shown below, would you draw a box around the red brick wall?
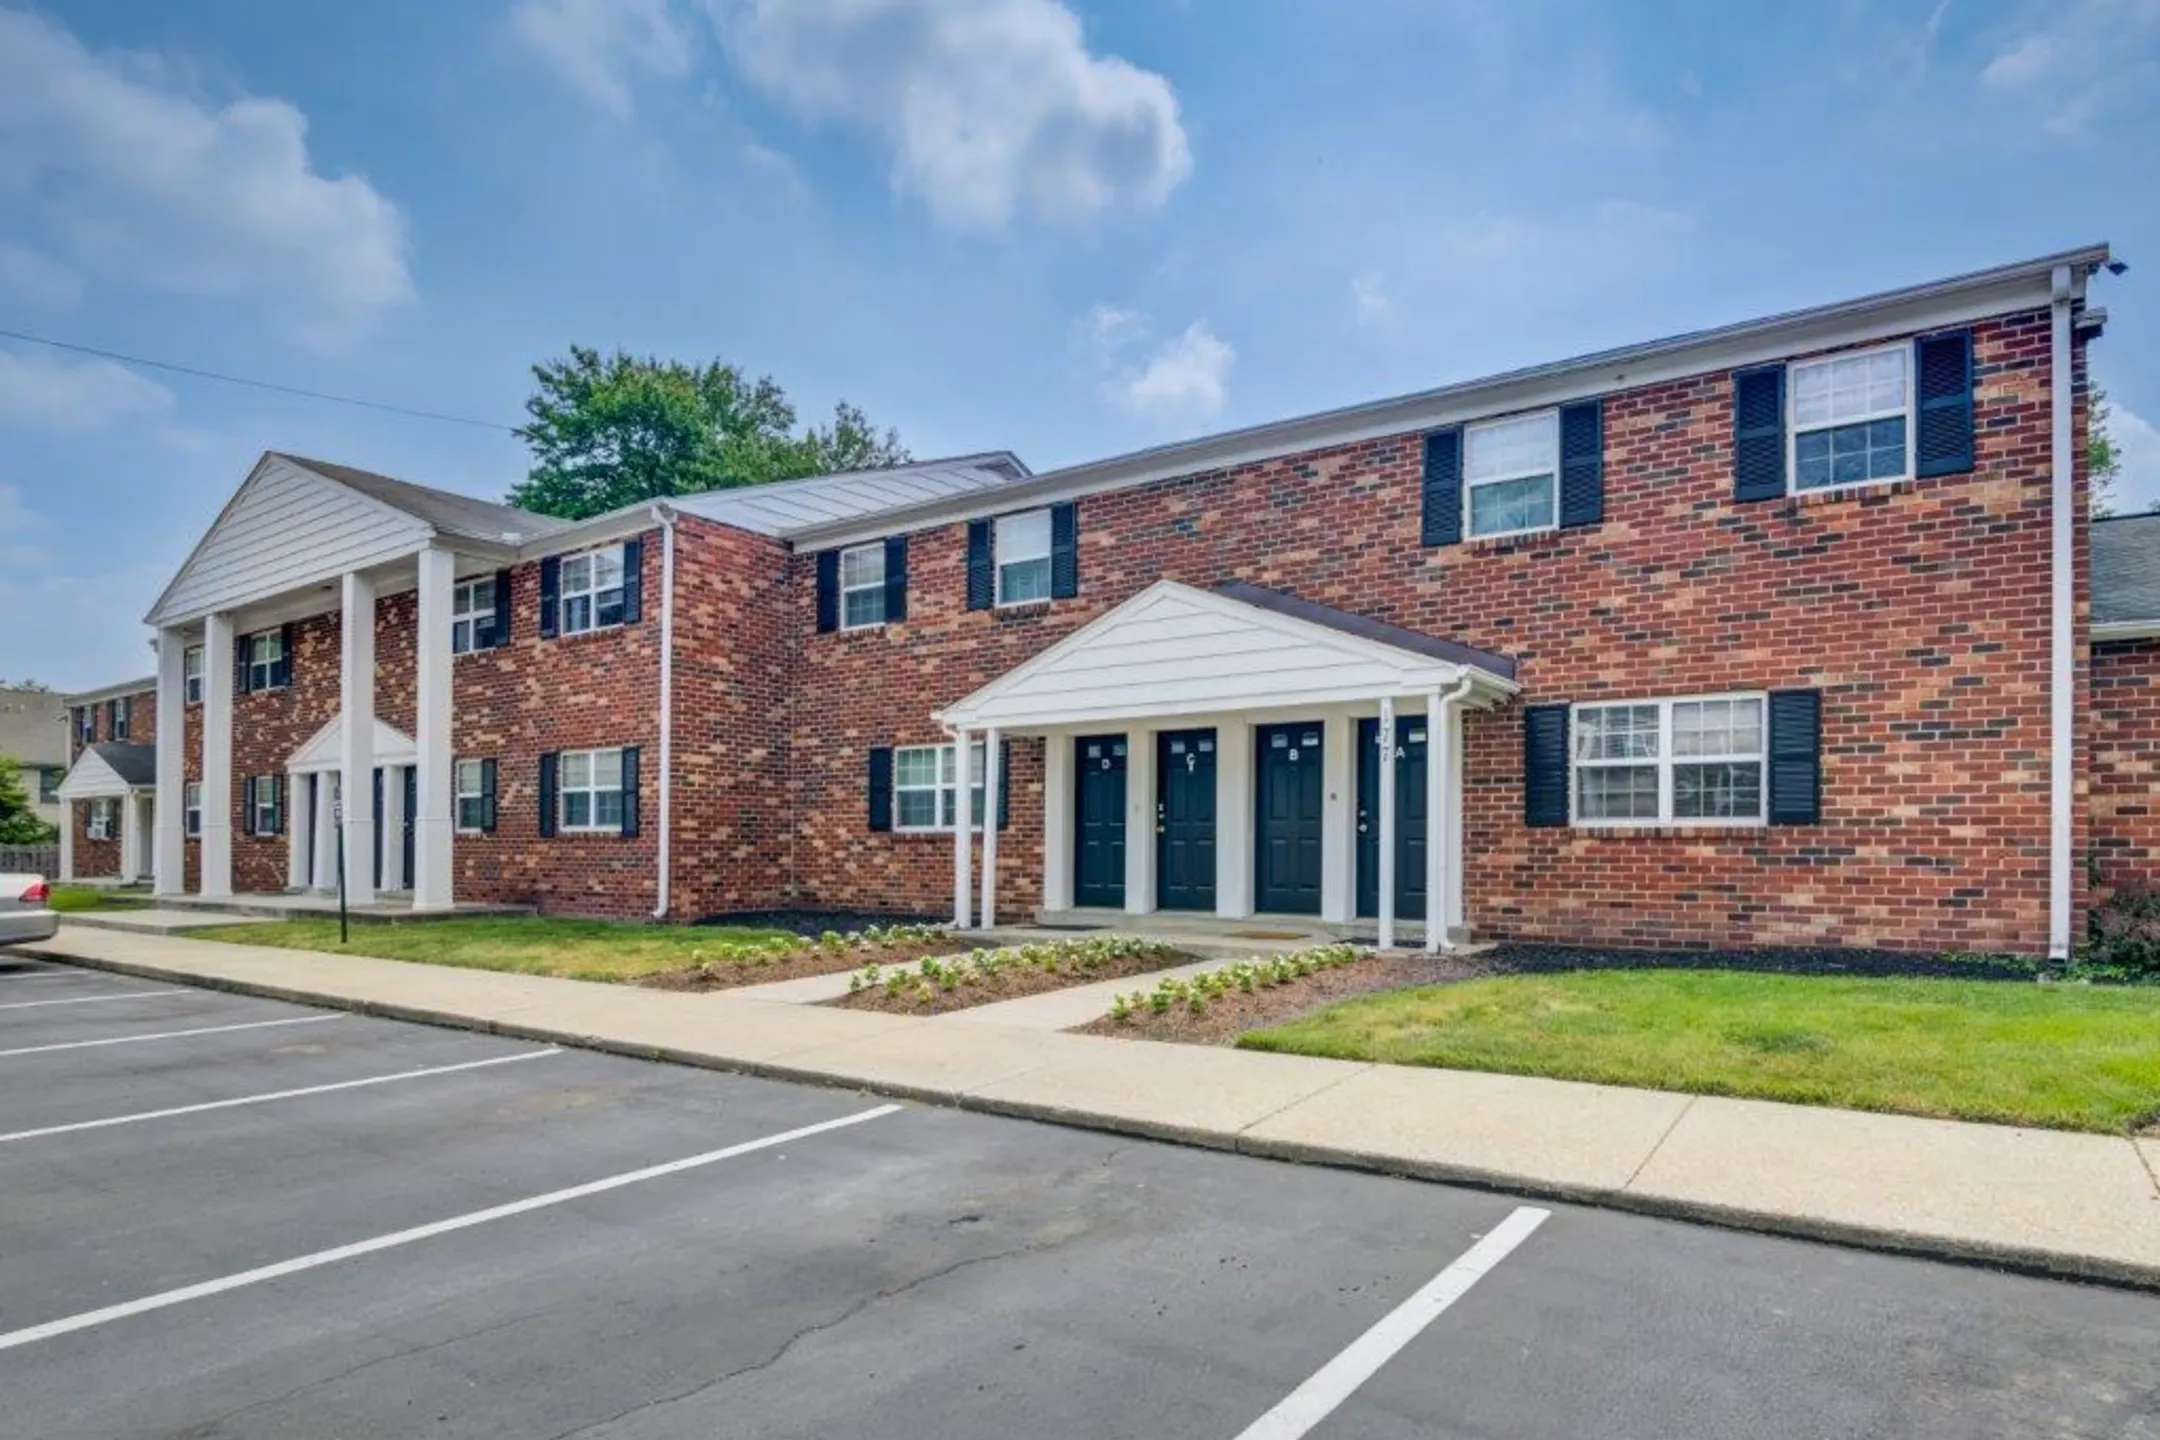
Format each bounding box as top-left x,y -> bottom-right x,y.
789,309 -> 2089,952
66,687 -> 154,878
2089,638 -> 2160,902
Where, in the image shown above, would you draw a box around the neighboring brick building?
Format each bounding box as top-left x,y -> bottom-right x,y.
72,244 -> 2153,956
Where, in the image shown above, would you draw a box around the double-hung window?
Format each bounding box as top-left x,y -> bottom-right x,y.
893,742 -> 987,832
1464,410 -> 1560,540
560,547 -> 626,635
452,577 -> 496,654
108,698 -> 129,740
86,798 -> 116,841
840,544 -> 887,629
1791,345 -> 1909,492
77,707 -> 95,744
184,781 -> 202,838
994,510 -> 1053,605
184,646 -> 204,705
1573,695 -> 1766,825
248,776 -> 280,835
245,631 -> 284,691
38,767 -> 60,805
559,748 -> 625,831
455,759 -> 488,831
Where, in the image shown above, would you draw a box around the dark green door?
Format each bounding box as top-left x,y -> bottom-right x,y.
1156,729 -> 1217,911
1255,721 -> 1325,915
1073,735 -> 1127,908
1356,716 -> 1428,920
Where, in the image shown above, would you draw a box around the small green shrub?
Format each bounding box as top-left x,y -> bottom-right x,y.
1106,943 -> 1363,1022
2084,883 -> 2160,982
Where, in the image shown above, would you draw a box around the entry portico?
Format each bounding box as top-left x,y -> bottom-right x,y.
936,580 -> 1517,949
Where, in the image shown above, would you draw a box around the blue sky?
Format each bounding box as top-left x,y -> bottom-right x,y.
3,0 -> 2156,690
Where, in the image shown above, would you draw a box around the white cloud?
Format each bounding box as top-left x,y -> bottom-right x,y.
1980,0 -> 2160,133
0,9 -> 413,349
710,0 -> 1192,230
1351,269 -> 1392,329
0,349 -> 174,432
0,243 -> 82,307
1076,305 -> 1231,422
2110,402 -> 2160,513
511,0 -> 693,118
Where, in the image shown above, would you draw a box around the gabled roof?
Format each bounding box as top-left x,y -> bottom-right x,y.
2094,513 -> 2160,630
668,452 -> 1030,538
61,676 -> 155,707
274,454 -> 566,547
1213,582 -> 1517,679
57,742 -> 155,798
288,712 -> 416,772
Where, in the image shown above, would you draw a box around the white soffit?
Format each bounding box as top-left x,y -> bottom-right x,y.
287,713 -> 417,773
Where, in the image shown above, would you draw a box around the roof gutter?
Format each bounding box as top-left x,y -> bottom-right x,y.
651,504 -> 679,921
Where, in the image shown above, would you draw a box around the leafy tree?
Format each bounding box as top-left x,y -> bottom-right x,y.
2091,388 -> 2124,516
0,679 -> 51,692
0,755 -> 57,846
508,348 -> 910,520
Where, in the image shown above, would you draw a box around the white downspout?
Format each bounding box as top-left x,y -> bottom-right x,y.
2048,266 -> 2075,960
1425,674 -> 1477,952
651,505 -> 679,922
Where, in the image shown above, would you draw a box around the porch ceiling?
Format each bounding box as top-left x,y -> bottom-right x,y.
937,580 -> 1516,732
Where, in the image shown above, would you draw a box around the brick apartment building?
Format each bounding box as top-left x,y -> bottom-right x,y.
55,244 -> 2158,958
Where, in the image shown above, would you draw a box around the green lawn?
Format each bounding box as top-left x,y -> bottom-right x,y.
188,915 -> 799,983
1239,970 -> 2160,1134
47,885 -> 149,913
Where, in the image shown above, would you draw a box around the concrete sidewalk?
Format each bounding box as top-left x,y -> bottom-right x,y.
21,924 -> 2160,1291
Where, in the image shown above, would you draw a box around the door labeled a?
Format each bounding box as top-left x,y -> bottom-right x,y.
1356,716 -> 1428,920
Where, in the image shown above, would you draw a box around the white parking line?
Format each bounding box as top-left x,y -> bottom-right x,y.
0,990 -> 175,1012
0,1102 -> 903,1353
0,1048 -> 563,1145
0,1014 -> 339,1058
1232,1206 -> 1550,1440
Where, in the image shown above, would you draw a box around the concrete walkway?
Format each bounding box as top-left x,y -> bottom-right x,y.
20,923 -> 2160,1290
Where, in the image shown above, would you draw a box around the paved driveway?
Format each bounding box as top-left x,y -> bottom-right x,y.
1,954 -> 2154,1439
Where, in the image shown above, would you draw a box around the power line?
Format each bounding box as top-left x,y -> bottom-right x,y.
0,327 -> 520,434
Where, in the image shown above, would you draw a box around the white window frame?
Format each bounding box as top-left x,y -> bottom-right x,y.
1463,408 -> 1561,542
245,630 -> 284,691
558,747 -> 625,833
839,543 -> 888,631
248,776 -> 279,836
1787,341 -> 1914,496
455,758 -> 488,833
184,646 -> 204,705
184,781 -> 202,838
994,509 -> 1054,607
452,578 -> 496,655
559,545 -> 627,636
1571,692 -> 1768,829
77,707 -> 95,744
107,697 -> 128,740
892,742 -> 988,833
85,797 -> 116,841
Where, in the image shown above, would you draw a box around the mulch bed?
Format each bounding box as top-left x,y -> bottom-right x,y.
828,948 -> 1201,1017
689,909 -> 944,938
634,938 -> 958,993
1075,940 -> 2056,1047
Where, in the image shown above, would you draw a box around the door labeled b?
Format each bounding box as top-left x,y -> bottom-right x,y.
1073,735 -> 1127,909
1156,729 -> 1217,912
1254,722 -> 1325,915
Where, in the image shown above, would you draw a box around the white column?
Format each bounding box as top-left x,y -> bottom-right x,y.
979,728 -> 1000,929
413,546 -> 456,911
1320,713 -> 1356,923
951,728 -> 973,929
1426,690 -> 1448,952
1041,734 -> 1074,913
58,802 -> 74,882
381,765 -> 407,891
200,613 -> 235,898
286,770 -> 312,890
118,792 -> 143,884
1377,699 -> 1398,950
152,627 -> 186,896
1124,726 -> 1155,915
1445,698 -> 1467,937
313,775 -> 340,891
1214,721 -> 1254,919
340,572 -> 377,906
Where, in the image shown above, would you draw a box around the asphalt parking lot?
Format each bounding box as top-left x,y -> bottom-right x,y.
2,954 -> 2156,1439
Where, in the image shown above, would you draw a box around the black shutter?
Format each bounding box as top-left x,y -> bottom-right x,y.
537,751 -> 559,837
1733,364 -> 1787,502
235,632 -> 252,695
619,537 -> 644,625
966,520 -> 994,610
1768,688 -> 1823,826
490,569 -> 513,647
274,622 -> 295,687
1559,398 -> 1604,528
884,535 -> 909,623
1421,428 -> 1464,547
1523,704 -> 1570,828
1914,329 -> 1975,477
538,556 -> 561,639
867,747 -> 894,832
998,739 -> 1012,829
240,775 -> 255,835
815,550 -> 839,633
480,757 -> 498,833
1050,503 -> 1079,599
272,775 -> 286,835
618,745 -> 640,838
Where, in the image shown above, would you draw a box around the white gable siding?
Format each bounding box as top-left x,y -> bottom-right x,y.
944,584 -> 1460,729
57,748 -> 130,799
148,457 -> 431,625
